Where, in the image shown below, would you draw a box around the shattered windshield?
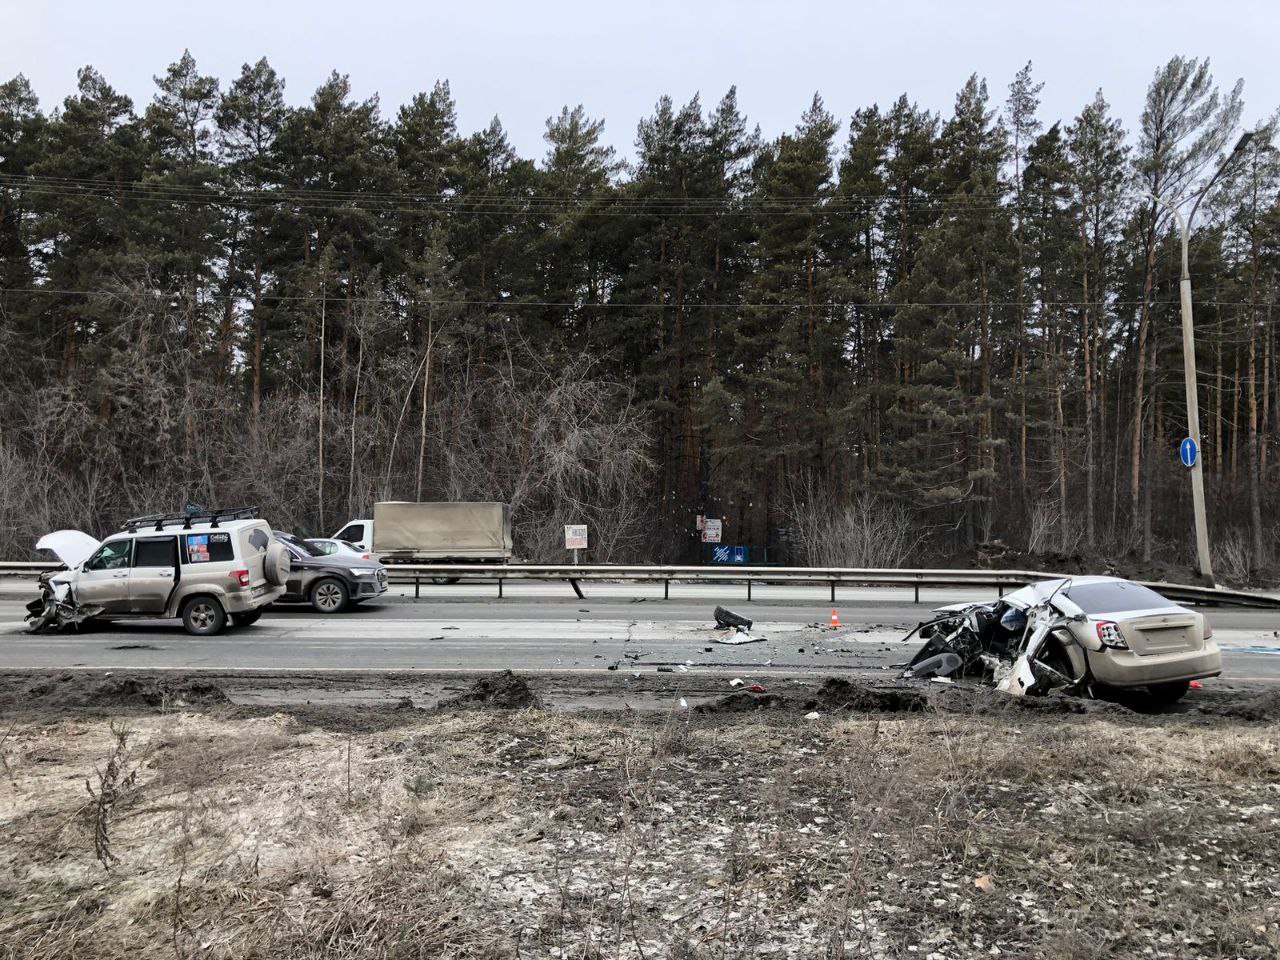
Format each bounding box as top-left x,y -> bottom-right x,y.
1061,581 -> 1174,614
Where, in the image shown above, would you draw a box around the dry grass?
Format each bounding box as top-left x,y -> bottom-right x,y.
1,705 -> 1279,959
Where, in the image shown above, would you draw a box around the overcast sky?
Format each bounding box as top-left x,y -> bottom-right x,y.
9,0 -> 1279,162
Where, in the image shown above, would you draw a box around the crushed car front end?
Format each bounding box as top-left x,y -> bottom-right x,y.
25,570 -> 103,632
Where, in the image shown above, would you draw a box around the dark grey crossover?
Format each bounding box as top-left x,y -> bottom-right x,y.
273,532 -> 388,613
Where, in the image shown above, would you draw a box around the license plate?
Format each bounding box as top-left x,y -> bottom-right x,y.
252,585 -> 267,597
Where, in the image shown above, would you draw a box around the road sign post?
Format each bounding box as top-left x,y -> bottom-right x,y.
564,525 -> 588,565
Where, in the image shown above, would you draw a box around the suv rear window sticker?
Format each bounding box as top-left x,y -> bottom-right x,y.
185,532 -> 233,563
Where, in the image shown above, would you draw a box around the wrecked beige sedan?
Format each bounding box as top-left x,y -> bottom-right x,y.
903,575 -> 1221,704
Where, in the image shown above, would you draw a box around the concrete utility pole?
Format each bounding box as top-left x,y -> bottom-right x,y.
1148,131 -> 1254,588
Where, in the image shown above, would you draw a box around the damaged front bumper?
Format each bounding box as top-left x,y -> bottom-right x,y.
900,604 -> 1087,698
25,574 -> 103,633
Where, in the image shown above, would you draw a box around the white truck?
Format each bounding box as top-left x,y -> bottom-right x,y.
333,502 -> 513,571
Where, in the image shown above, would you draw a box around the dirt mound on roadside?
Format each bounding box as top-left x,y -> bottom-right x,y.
4,673 -> 229,711
694,692 -> 786,714
807,678 -> 929,713
439,670 -> 542,710
1199,689 -> 1280,722
926,683 -> 1130,716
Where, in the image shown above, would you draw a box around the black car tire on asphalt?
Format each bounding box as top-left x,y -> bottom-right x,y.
231,610 -> 262,627
182,596 -> 227,636
310,577 -> 349,614
1146,679 -> 1191,705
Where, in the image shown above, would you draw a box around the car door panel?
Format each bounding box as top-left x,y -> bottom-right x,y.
130,536 -> 179,613
75,539 -> 134,613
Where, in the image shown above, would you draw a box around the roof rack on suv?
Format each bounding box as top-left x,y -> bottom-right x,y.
122,506 -> 260,532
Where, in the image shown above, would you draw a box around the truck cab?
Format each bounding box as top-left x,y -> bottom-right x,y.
333,519 -> 373,552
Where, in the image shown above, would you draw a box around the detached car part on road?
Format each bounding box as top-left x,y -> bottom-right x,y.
902,575 -> 1221,703
26,508 -> 288,636
274,532 -> 388,613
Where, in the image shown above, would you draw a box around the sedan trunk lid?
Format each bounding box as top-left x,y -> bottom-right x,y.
1115,610 -> 1203,656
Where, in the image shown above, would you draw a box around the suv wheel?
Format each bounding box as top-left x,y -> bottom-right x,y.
310,577 -> 349,614
182,596 -> 227,636
231,610 -> 262,627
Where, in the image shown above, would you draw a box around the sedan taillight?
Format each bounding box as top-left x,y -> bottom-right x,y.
1095,620 -> 1129,650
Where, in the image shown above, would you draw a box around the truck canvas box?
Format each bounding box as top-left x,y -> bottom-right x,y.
334,502 -> 514,564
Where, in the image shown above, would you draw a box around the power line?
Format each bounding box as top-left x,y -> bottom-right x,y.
0,173 -> 1061,218
0,285 -> 1252,311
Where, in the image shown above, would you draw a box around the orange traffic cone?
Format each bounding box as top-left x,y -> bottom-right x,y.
830,608 -> 840,629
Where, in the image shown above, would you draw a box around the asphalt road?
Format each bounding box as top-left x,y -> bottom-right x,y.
2,580 -> 1279,680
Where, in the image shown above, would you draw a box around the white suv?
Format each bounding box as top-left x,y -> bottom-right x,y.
27,508 -> 290,636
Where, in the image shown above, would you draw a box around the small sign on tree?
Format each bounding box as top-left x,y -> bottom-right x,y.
564,525 -> 589,550
701,519 -> 722,544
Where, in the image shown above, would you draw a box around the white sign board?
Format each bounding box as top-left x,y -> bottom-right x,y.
701,519 -> 722,543
564,525 -> 589,550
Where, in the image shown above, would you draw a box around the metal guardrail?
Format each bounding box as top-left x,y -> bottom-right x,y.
3,560 -> 1276,607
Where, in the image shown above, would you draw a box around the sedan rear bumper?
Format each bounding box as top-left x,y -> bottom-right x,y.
1086,641 -> 1222,688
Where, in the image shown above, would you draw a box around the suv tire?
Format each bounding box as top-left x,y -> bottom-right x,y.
182,596 -> 227,636
310,577 -> 349,614
264,541 -> 290,586
231,610 -> 262,627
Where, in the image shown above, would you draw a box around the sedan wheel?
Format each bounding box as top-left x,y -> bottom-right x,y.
310,578 -> 349,614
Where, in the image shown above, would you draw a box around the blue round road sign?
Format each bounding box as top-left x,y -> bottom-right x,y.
1179,437 -> 1198,468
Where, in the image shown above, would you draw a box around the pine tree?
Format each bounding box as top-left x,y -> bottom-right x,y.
740,94 -> 840,544
216,57 -> 288,411
1067,90 -> 1128,544
883,76 -> 1010,543
1129,56 -> 1243,556
30,67 -> 145,380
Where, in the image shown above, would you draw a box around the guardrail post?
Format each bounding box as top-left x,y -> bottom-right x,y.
747,579 -> 752,602
914,583 -> 919,604
830,580 -> 835,603
498,578 -> 504,599
998,585 -> 1004,598
664,579 -> 669,600
415,574 -> 420,600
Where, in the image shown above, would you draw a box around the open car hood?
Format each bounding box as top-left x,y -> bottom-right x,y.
36,530 -> 100,569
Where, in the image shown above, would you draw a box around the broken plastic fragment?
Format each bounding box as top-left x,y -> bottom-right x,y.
716,631 -> 765,645
906,652 -> 963,680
